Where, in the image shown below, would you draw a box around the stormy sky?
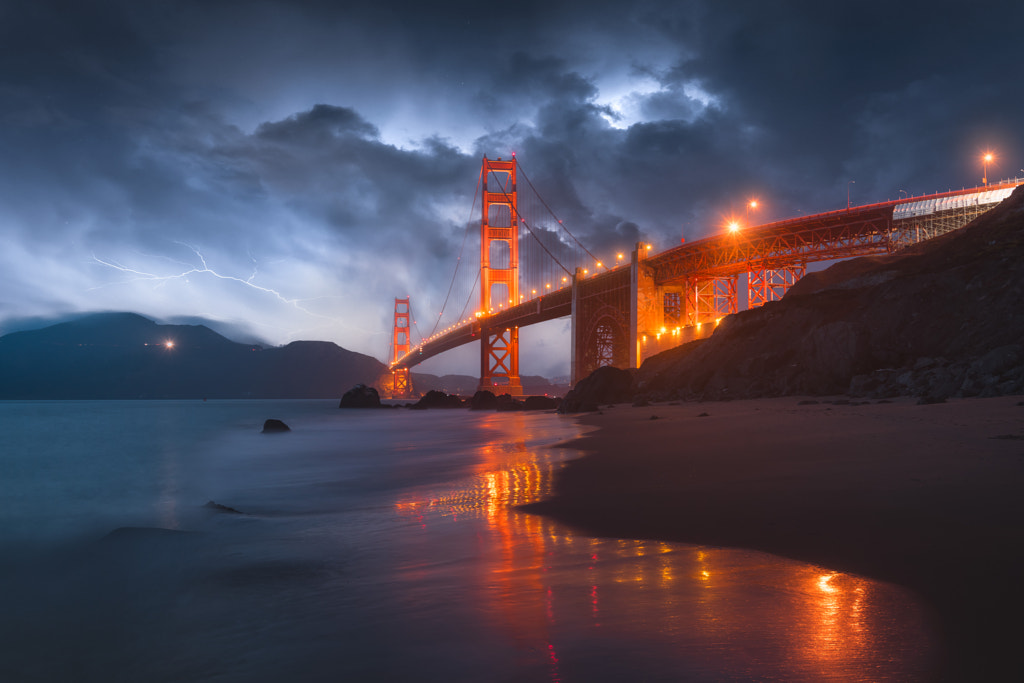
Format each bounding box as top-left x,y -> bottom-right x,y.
2,0 -> 1021,377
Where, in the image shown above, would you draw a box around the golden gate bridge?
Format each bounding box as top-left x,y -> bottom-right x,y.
386,157 -> 1023,398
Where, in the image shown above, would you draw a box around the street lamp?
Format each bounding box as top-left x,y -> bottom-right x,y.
847,180 -> 855,210
727,220 -> 740,233
982,152 -> 994,186
746,199 -> 759,224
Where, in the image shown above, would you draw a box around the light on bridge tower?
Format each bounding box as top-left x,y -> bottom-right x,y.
391,297 -> 414,399
478,156 -> 522,395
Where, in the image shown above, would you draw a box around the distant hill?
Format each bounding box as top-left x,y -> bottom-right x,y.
0,312 -> 386,399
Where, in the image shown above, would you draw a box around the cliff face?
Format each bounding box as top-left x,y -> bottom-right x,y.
636,186 -> 1024,401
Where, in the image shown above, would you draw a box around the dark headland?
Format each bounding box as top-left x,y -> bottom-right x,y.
528,187 -> 1024,680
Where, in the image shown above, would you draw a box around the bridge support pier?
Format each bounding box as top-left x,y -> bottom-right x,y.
479,325 -> 522,395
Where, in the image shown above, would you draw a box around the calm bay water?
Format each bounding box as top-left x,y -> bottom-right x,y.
0,400 -> 936,681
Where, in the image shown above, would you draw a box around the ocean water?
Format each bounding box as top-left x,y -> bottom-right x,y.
0,400 -> 936,682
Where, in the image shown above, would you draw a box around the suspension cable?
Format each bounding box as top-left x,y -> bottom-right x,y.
456,268 -> 481,323
409,300 -> 425,347
517,163 -> 602,265
487,167 -> 573,276
429,164 -> 482,337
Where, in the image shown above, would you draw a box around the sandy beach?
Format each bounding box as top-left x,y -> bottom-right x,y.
526,395 -> 1024,680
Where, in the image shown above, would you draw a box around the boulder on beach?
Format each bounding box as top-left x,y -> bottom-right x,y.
262,418 -> 291,433
469,390 -> 498,410
524,395 -> 559,411
559,366 -> 636,413
339,384 -> 383,408
409,390 -> 464,409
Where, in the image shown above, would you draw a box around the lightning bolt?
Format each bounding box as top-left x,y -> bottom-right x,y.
89,242 -> 389,339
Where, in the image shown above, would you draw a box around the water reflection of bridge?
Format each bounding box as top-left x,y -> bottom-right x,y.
393,413 -> 933,679
390,158 -> 1022,394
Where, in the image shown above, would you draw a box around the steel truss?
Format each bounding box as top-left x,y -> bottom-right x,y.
685,276 -> 737,326
748,265 -> 806,309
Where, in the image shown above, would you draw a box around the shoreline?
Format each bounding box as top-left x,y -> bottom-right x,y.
524,395 -> 1024,680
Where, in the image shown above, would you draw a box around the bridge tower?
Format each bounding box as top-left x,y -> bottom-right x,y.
390,297 -> 414,399
478,156 -> 522,395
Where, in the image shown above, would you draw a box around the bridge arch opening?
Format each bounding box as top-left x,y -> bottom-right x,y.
489,240 -> 510,270
487,203 -> 512,228
579,309 -> 629,380
487,282 -> 511,310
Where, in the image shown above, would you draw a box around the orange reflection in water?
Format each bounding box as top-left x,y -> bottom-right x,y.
393,414 -> 932,681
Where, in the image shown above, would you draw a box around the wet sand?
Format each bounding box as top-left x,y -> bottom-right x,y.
525,395 -> 1024,680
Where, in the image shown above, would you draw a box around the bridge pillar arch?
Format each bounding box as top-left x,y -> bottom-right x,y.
478,156 -> 522,395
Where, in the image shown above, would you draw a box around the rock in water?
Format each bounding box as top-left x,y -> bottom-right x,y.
203,500 -> 244,514
339,384 -> 382,408
262,418 -> 291,433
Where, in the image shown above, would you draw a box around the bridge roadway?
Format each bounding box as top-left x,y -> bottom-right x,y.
394,179 -> 1022,374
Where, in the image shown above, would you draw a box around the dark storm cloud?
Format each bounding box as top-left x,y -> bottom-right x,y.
2,0 -> 1022,371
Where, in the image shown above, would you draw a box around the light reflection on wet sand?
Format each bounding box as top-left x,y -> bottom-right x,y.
395,413 -> 935,682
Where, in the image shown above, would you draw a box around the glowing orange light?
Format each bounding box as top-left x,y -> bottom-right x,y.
982,151 -> 996,186
645,244 -> 652,250
749,199 -> 758,209
164,340 -> 175,349
728,221 -> 740,233
596,261 -> 603,268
